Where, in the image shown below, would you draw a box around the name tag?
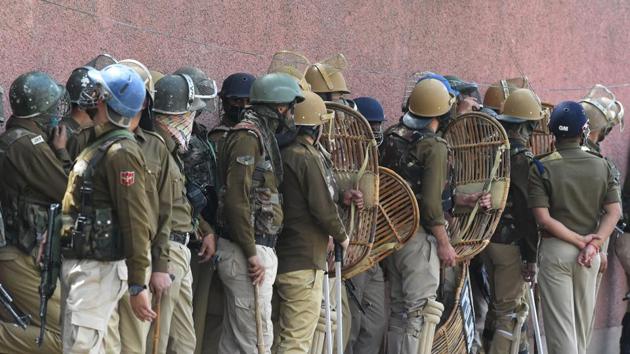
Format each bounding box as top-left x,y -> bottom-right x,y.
31,135 -> 44,145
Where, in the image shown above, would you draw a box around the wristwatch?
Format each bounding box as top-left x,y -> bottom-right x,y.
128,284 -> 146,296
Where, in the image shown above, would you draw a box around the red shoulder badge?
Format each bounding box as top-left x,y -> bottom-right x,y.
120,171 -> 135,186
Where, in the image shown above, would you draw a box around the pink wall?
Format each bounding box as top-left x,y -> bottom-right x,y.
1,0 -> 629,330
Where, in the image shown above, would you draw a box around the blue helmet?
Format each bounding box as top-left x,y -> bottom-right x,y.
548,101 -> 588,138
220,72 -> 256,99
419,72 -> 458,97
355,96 -> 385,122
87,64 -> 146,126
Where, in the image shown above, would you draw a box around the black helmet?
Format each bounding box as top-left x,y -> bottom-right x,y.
219,73 -> 256,99
549,101 -> 588,138
173,66 -> 217,111
66,67 -> 91,105
153,74 -> 206,115
9,71 -> 65,118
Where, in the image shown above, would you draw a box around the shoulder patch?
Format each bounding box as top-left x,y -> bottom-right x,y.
236,155 -> 254,166
539,151 -> 562,162
119,171 -> 136,186
30,135 -> 44,145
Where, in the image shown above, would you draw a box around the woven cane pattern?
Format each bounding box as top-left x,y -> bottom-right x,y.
321,102 -> 379,274
529,103 -> 554,155
444,112 -> 510,261
432,263 -> 470,354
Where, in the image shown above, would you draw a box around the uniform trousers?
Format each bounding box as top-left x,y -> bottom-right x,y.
384,230 -> 439,354
616,233 -> 630,312
274,269 -> 324,353
538,237 -> 600,354
345,264 -> 387,354
217,237 -> 277,354
190,250 -> 223,354
0,246 -> 62,353
483,243 -> 528,354
61,259 -> 127,354
147,240 -> 196,354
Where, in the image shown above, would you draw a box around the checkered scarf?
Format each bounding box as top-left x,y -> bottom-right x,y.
155,112 -> 195,153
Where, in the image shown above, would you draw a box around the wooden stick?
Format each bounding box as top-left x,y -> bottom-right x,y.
152,295 -> 161,354
254,283 -> 265,354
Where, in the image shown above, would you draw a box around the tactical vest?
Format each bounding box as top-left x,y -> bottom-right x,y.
62,129 -> 134,261
216,121 -> 283,238
0,128 -> 51,253
180,123 -> 218,224
381,123 -> 453,212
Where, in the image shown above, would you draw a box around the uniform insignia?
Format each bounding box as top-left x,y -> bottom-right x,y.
236,155 -> 254,166
120,171 -> 135,186
30,135 -> 44,145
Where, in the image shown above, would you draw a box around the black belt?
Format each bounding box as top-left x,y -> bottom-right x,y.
219,233 -> 278,249
170,232 -> 192,245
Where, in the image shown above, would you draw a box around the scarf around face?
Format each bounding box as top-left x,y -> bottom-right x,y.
155,112 -> 195,153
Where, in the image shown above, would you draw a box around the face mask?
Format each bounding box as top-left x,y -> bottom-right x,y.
225,105 -> 243,124
155,112 -> 195,153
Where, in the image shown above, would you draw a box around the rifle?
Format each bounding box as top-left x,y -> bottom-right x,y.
345,279 -> 365,314
0,283 -> 30,329
37,203 -> 61,346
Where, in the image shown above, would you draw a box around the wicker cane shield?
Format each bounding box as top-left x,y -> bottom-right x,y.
443,112 -> 510,260
529,103 -> 554,155
343,167 -> 419,279
321,102 -> 379,275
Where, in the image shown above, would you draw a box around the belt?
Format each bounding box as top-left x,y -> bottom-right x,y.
255,234 -> 277,248
218,233 -> 278,248
170,232 -> 191,246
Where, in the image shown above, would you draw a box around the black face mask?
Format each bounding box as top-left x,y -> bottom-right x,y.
225,105 -> 243,125
275,126 -> 298,148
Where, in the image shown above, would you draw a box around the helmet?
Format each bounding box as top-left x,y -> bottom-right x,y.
153,74 -> 206,115
249,73 -> 305,105
66,67 -> 91,104
86,64 -> 147,127
294,91 -> 333,126
304,54 -> 350,94
9,71 -> 65,118
119,59 -> 155,101
355,97 -> 385,122
219,73 -> 256,99
483,77 -> 530,112
548,101 -> 588,138
579,84 -> 624,132
408,78 -> 455,117
497,89 -> 543,123
150,70 -> 164,83
444,75 -> 479,96
173,66 -> 217,111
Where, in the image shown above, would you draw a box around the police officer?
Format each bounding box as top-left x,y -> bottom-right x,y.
215,72 -> 303,353
444,75 -> 482,115
60,63 -> 155,353
380,76 -> 458,354
0,71 -> 68,353
275,90 -> 359,353
485,88 -> 544,354
345,96 -> 387,354
147,73 -> 215,354
100,60 -> 172,354
305,56 -> 355,108
66,66 -> 96,133
528,101 -> 621,354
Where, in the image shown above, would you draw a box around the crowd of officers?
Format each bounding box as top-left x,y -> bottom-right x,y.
0,52 -> 628,354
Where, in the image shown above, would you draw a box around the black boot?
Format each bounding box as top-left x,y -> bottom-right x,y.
621,312 -> 630,354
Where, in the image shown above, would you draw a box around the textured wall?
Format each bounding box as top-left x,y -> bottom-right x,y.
1,0 -> 629,331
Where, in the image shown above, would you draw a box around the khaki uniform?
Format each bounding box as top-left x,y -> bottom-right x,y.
484,142 -> 538,354
345,264 -> 387,354
274,135 -> 348,353
61,122 -> 152,353
104,127 -> 172,354
0,118 -> 66,353
146,125 -> 215,354
528,140 -> 620,354
381,123 -> 447,354
216,106 -> 284,353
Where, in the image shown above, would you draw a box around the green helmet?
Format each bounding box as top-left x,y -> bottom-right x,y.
249,73 -> 305,105
9,71 -> 65,118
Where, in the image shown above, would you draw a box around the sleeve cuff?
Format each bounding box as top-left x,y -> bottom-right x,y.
152,258 -> 169,273
242,242 -> 258,258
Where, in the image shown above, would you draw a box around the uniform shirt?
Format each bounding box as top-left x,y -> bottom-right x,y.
134,128 -> 172,273
62,122 -> 152,285
411,136 -> 449,228
0,118 -> 67,205
528,140 -> 620,235
277,135 -> 348,274
218,107 -> 283,258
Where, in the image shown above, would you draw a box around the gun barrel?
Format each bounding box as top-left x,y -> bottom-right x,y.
0,283 -> 30,330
